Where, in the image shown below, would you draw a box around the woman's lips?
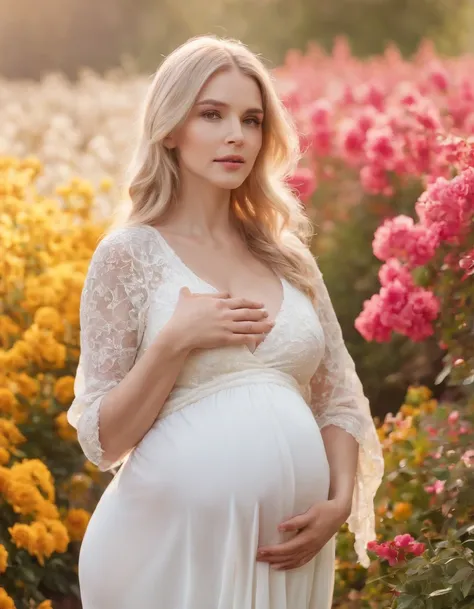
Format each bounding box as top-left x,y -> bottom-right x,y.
214,160 -> 245,170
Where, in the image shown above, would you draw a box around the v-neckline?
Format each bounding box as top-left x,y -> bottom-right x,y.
142,224 -> 287,353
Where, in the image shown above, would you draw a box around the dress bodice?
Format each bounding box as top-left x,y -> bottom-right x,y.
138,225 -> 326,418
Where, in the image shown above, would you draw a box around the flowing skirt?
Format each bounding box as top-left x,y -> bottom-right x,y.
78,382 -> 335,609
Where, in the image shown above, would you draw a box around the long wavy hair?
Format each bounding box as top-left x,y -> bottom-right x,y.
108,35 -> 318,302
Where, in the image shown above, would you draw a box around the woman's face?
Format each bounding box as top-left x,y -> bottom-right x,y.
167,68 -> 264,190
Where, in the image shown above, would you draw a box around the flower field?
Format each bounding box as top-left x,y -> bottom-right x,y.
0,39 -> 473,609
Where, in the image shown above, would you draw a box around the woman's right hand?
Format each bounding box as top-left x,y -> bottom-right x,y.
166,286 -> 274,353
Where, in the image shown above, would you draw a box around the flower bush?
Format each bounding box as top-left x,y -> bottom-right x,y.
0,157 -> 114,608
333,385 -> 474,608
275,39 -> 474,388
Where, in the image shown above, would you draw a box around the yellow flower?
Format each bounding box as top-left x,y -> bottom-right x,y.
5,480 -> 43,516
0,448 -> 10,466
10,373 -> 39,399
64,508 -> 91,542
9,523 -> 37,554
0,388 -> 17,415
37,601 -> 53,609
0,419 -> 26,446
0,466 -> 12,493
35,501 -> 60,521
0,545 -> 8,573
406,385 -> 432,404
421,399 -> 438,414
0,587 -> 15,609
400,404 -> 414,416
43,519 -> 70,553
53,376 -> 75,406
393,502 -> 413,521
29,521 -> 56,566
10,459 -> 55,502
34,307 -> 63,334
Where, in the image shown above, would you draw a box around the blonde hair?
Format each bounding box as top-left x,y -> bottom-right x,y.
108,34 -> 318,302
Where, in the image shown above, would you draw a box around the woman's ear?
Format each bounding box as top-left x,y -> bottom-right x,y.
163,134 -> 176,149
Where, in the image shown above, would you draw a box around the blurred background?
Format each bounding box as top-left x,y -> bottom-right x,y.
1,0 -> 474,79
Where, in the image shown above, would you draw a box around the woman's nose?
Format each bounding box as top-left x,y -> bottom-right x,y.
225,119 -> 244,144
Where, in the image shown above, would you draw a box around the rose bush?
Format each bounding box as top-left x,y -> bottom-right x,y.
276,39 -> 474,389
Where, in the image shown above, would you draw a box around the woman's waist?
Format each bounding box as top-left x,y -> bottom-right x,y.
157,368 -> 307,420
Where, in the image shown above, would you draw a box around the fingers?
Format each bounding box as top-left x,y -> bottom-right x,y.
230,319 -> 274,335
231,308 -> 269,322
270,553 -> 314,571
226,297 -> 265,310
229,333 -> 267,349
257,535 -> 303,558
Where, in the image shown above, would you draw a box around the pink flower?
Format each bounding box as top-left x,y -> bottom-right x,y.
394,534 -> 415,548
411,542 -> 426,556
309,99 -> 333,127
365,126 -> 397,163
378,259 -> 414,288
396,289 -> 440,341
286,167 -> 317,203
355,294 -> 393,342
448,410 -> 460,425
416,169 -> 474,242
425,480 -> 445,495
373,216 -> 439,267
373,215 -> 416,262
429,64 -> 449,92
339,119 -> 366,160
360,164 -> 392,195
367,535 -> 426,566
359,83 -> 386,111
311,127 -> 332,156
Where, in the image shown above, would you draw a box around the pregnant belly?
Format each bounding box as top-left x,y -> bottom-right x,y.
79,383 -> 333,607
119,383 -> 330,531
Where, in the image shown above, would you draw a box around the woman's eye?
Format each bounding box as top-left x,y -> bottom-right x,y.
201,111 -> 262,126
245,117 -> 262,126
202,111 -> 220,120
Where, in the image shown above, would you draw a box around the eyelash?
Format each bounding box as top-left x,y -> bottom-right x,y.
201,110 -> 262,126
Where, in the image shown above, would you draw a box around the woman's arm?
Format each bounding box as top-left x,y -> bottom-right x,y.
68,228 -> 190,472
309,259 -> 384,567
98,322 -> 191,469
320,425 -> 358,517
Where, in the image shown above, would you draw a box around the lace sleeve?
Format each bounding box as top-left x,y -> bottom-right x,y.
309,260 -> 384,567
67,227 -> 161,472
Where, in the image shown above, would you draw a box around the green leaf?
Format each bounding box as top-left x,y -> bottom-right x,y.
428,587 -> 453,597
461,576 -> 474,598
396,594 -> 418,609
449,566 -> 473,584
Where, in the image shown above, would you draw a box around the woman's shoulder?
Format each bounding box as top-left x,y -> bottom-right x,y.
90,224 -> 166,282
94,224 -> 163,257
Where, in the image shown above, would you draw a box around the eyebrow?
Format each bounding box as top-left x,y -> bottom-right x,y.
196,99 -> 264,115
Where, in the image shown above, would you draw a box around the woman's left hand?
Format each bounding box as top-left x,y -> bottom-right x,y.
256,499 -> 350,571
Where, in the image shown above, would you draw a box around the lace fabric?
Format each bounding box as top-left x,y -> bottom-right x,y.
67,225 -> 383,566
309,262 -> 384,567
67,227 -> 164,471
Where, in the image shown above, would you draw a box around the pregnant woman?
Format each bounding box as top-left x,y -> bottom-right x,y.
67,34 -> 384,609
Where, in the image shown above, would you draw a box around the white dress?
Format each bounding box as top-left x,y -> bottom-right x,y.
67,225 -> 383,609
